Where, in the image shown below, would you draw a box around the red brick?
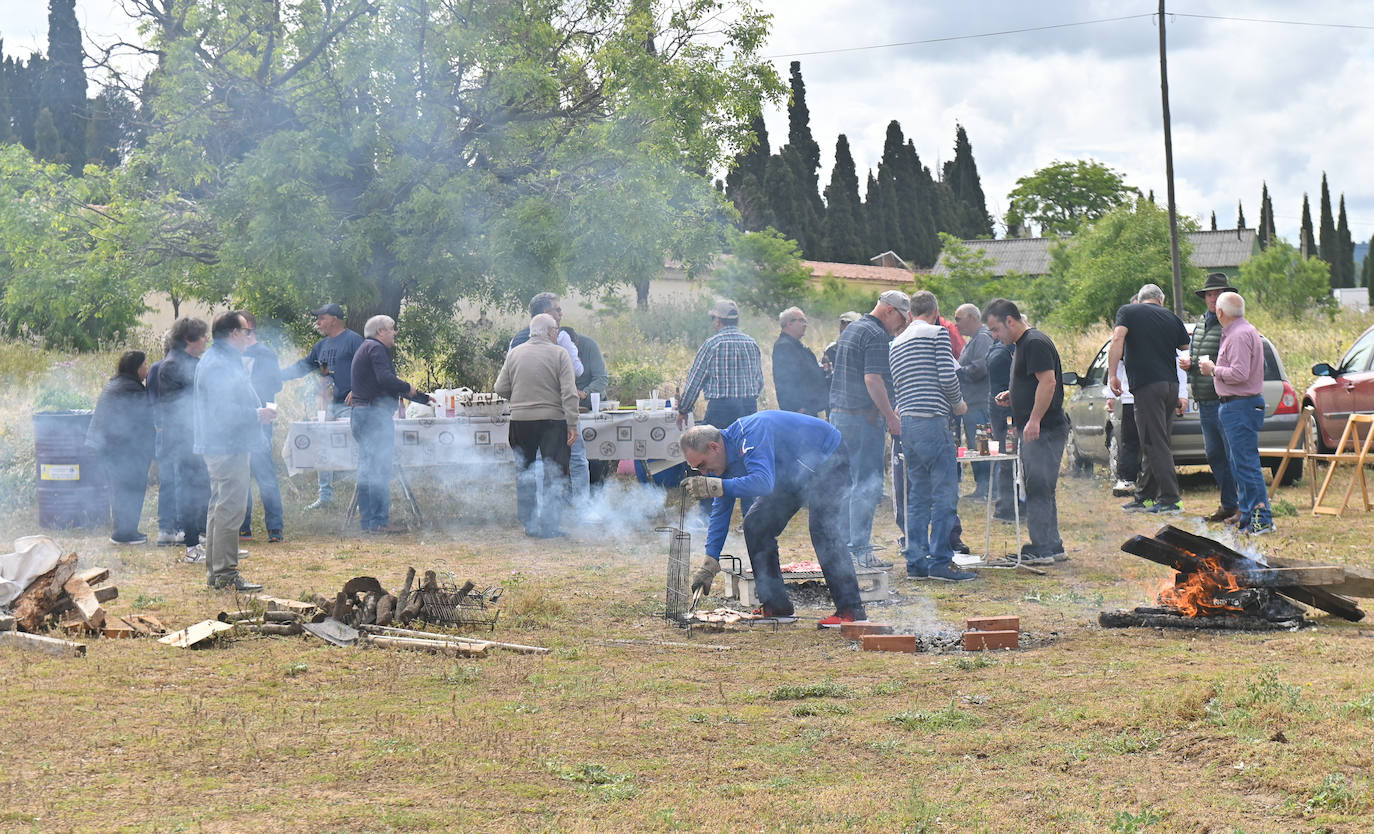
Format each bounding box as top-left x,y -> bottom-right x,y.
861,634 -> 917,653
965,615 -> 1019,632
963,630 -> 1018,651
840,622 -> 894,639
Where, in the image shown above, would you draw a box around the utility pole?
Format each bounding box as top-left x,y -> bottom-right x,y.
1158,0 -> 1184,316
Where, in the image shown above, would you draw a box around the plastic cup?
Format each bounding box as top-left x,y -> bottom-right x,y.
957,446 -> 967,458
317,410 -> 327,422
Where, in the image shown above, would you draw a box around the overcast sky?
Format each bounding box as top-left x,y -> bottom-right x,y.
4,1 -> 1373,246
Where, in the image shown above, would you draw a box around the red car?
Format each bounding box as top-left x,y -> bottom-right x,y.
1306,324 -> 1374,452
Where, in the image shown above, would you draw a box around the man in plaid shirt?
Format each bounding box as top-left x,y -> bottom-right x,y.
676,299 -> 764,432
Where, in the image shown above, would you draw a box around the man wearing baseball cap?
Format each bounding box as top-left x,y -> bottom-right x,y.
676,299 -> 764,433
828,290 -> 911,566
280,303 -> 364,509
1178,272 -> 1241,524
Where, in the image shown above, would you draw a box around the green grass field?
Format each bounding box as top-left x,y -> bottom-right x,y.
1,307 -> 1371,833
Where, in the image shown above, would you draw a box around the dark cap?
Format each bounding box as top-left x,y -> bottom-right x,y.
311,303 -> 345,319
1194,273 -> 1237,298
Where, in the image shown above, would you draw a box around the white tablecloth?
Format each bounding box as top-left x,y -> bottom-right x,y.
282,409 -> 686,474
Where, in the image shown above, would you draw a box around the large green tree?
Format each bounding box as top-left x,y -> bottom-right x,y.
713,227 -> 812,314
1235,239 -> 1332,314
128,0 -> 779,335
1043,198 -> 1200,327
1006,159 -> 1137,237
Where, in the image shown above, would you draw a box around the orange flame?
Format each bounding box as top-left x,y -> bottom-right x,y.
1157,556 -> 1245,617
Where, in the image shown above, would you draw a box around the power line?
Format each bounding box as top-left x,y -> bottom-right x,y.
762,13 -> 1156,59
763,9 -> 1374,61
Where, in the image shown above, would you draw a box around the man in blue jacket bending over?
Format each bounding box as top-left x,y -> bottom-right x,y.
680,412 -> 867,627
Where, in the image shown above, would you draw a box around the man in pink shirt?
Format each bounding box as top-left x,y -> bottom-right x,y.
1197,292 -> 1273,534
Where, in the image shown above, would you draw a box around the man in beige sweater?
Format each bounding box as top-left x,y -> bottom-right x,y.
495,313 -> 580,538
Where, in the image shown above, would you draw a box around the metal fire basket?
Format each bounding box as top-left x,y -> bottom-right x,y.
660,487 -> 693,622
413,561 -> 503,631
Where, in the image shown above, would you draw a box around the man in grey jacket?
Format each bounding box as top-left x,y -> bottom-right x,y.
193,311 -> 275,592
495,314 -> 580,538
955,303 -> 995,500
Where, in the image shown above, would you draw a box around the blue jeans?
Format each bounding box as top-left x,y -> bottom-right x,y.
351,403 -> 395,530
1022,421 -> 1067,555
900,416 -> 959,569
568,429 -> 589,502
1198,400 -> 1238,511
960,406 -> 991,493
242,424 -> 284,533
1219,396 -> 1271,530
318,401 -> 351,501
830,410 -> 888,558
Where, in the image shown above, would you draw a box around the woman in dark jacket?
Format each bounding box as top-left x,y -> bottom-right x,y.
87,350 -> 156,544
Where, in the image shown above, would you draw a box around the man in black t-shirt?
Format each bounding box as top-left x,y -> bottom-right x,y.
1108,284 -> 1191,515
986,299 -> 1067,564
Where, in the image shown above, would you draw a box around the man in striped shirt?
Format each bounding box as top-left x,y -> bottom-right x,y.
890,291 -> 975,582
676,299 -> 764,432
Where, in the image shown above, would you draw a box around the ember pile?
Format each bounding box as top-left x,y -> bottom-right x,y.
1103,525 -> 1371,631
311,567 -> 502,631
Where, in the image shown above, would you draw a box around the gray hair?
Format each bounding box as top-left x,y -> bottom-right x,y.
1216,291 -> 1245,318
1137,283 -> 1165,303
363,315 -> 394,338
910,290 -> 939,318
528,313 -> 558,339
778,306 -> 806,327
955,303 -> 980,320
529,292 -> 559,316
680,424 -> 723,454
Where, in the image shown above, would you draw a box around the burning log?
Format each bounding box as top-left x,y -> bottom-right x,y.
1099,609 -> 1303,631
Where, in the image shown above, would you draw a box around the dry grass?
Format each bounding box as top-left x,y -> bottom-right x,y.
2,464 -> 1373,833
2,310 -> 1373,832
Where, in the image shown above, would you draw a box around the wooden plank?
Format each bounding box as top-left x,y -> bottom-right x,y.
61,577 -> 106,630
158,620 -> 233,648
1237,566 -> 1346,587
121,614 -> 167,636
1121,535 -> 1201,573
103,624 -> 139,639
259,596 -> 320,615
73,567 -> 110,587
0,630 -> 85,657
50,585 -> 117,617
356,624 -> 548,654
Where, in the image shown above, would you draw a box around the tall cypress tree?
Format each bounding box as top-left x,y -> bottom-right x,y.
775,61 -> 824,255
42,0 -> 87,172
945,124 -> 993,238
867,121 -> 907,258
1364,231 -> 1374,301
1210,211 -> 1217,231
821,134 -> 866,263
1319,173 -> 1338,284
903,139 -> 939,266
1236,201 -> 1246,229
724,113 -> 773,232
1337,195 -> 1354,288
764,149 -> 821,257
1300,194 -> 1316,259
1258,182 -> 1275,250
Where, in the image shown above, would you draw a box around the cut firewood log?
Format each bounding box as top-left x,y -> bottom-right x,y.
1236,566 -> 1348,588
61,576 -> 106,630
73,567 -> 110,587
11,552 -> 78,631
360,592 -> 379,626
50,585 -> 117,617
376,594 -> 395,627
331,591 -> 351,623
358,623 -> 549,654
244,622 -> 303,636
421,570 -> 439,592
396,567 -> 415,620
0,630 -> 85,657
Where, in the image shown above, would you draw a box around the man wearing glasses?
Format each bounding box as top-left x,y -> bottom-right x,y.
192,311 -> 274,591
349,315 -> 430,533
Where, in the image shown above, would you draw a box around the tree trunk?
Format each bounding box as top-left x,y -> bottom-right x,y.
635,278 -> 651,310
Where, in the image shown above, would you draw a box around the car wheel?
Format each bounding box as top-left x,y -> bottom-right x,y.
1065,424 -> 1093,477
1307,407 -> 1333,455
1266,455 -> 1302,486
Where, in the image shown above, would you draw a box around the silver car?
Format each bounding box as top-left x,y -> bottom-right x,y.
1062,337 -> 1302,484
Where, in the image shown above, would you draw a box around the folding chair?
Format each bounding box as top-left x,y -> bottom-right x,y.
1311,414 -> 1374,517
1260,405 -> 1315,505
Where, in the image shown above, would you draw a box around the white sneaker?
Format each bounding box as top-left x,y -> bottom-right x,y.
183,544 -> 206,564
238,549 -> 250,560
1111,480 -> 1135,497
157,530 -> 185,546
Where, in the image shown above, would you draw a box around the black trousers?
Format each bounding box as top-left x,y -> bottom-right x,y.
1133,380 -> 1180,505
1115,402 -> 1141,483
510,419 -> 570,535
104,451 -> 151,539
741,446 -> 864,617
172,444 -> 209,547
